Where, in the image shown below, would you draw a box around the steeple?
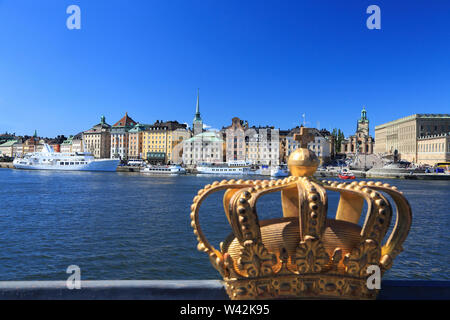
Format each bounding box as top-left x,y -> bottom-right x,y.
193,89 -> 203,136
357,106 -> 369,136
361,107 -> 367,121
194,88 -> 201,122
33,130 -> 37,138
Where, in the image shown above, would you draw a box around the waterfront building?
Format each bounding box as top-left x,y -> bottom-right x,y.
0,140 -> 18,157
182,131 -> 223,165
224,117 -> 248,162
285,127 -> 332,164
83,116 -> 112,159
0,132 -> 17,145
278,130 -> 290,164
128,123 -> 150,160
60,136 -> 73,153
23,131 -> 43,154
223,117 -> 280,165
47,135 -> 66,153
341,107 -> 375,155
72,133 -> 84,153
12,140 -> 23,157
192,90 -> 203,136
168,127 -> 192,164
417,133 -> 450,166
142,121 -> 189,164
110,113 -> 137,161
375,114 -> 450,163
245,126 -> 280,166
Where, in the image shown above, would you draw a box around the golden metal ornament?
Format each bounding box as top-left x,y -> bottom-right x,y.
190,126 -> 412,300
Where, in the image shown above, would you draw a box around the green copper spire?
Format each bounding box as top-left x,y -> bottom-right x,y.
361,107 -> 367,121
33,129 -> 37,138
194,88 -> 201,122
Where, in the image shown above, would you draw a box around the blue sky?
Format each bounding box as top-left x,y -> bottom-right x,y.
0,0 -> 449,137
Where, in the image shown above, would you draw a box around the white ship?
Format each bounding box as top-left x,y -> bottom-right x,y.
13,144 -> 119,172
140,164 -> 186,175
196,161 -> 253,175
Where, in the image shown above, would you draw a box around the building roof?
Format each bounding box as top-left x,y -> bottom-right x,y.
0,140 -> 18,147
129,123 -> 151,133
62,136 -> 73,145
84,116 -> 111,134
113,113 -> 137,128
375,114 -> 450,130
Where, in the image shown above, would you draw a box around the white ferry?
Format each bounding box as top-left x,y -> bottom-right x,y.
13,144 -> 119,172
141,164 -> 186,175
196,161 -> 252,175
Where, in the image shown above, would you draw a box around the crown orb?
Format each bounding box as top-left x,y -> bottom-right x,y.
288,148 -> 319,177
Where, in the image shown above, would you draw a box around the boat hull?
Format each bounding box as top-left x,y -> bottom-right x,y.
196,166 -> 251,175
338,174 -> 355,180
13,159 -> 119,172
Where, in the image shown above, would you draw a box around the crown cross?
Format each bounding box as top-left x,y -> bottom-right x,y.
294,127 -> 314,148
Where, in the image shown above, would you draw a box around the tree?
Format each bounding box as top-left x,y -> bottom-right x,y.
331,128 -> 345,153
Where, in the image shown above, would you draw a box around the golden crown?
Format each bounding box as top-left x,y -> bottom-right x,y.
190,127 -> 412,300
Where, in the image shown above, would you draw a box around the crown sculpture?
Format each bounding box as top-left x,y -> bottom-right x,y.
190,126 -> 412,299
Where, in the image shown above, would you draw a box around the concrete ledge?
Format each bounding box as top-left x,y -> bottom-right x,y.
0,280 -> 448,300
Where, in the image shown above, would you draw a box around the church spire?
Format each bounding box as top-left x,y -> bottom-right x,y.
361,106 -> 367,121
194,88 -> 201,121
193,88 -> 203,136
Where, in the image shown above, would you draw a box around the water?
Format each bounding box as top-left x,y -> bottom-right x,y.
0,168 -> 448,281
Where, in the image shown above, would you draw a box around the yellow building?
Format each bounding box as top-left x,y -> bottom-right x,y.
417,133 -> 450,166
375,114 -> 450,163
128,124 -> 151,160
142,121 -> 190,164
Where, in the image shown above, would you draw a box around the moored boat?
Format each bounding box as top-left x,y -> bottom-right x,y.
196,161 -> 252,175
140,164 -> 186,174
338,168 -> 355,180
13,144 -> 119,172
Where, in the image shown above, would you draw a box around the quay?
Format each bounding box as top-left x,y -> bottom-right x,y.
2,162 -> 449,180
314,170 -> 450,180
0,162 -> 14,169
0,280 -> 448,300
116,165 -> 141,172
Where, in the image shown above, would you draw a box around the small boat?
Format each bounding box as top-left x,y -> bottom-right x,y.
141,164 -> 186,175
13,144 -> 119,172
270,165 -> 289,177
196,161 -> 252,175
338,168 -> 355,180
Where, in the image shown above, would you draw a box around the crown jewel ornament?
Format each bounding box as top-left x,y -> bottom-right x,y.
190,127 -> 412,300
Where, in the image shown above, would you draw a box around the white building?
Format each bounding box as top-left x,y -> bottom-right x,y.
60,136 -> 73,153
182,131 -> 223,165
223,117 -> 280,165
245,127 -> 280,166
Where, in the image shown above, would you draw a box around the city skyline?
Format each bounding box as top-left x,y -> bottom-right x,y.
1,1 -> 450,137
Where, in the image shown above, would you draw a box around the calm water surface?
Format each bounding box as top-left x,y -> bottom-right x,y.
0,168 -> 448,280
